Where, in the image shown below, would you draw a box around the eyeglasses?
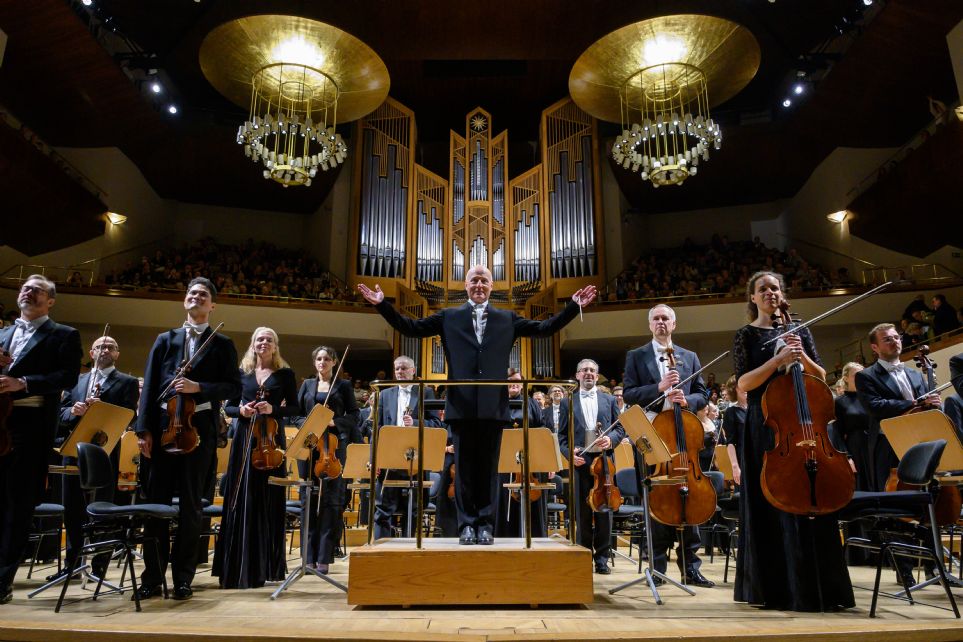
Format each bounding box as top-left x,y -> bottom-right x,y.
20,284 -> 50,296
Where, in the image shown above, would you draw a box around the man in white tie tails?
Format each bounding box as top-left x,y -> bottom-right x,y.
359,265 -> 597,546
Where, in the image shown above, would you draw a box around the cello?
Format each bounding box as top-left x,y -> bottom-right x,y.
648,342 -> 717,527
760,300 -> 854,516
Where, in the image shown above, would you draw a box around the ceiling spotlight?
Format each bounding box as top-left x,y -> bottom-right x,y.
782,98 -> 792,108
167,104 -> 178,114
106,211 -> 128,225
826,210 -> 849,224
150,82 -> 162,93
81,0 -> 92,5
862,0 -> 873,5
793,83 -> 805,95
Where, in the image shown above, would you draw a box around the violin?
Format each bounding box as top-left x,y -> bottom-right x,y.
760,300 -> 854,516
649,343 -> 717,526
587,421 -> 623,512
312,345 -> 350,479
250,386 -> 284,471
158,322 -> 224,455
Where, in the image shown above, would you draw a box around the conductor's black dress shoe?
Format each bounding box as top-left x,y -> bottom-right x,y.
476,525 -> 494,545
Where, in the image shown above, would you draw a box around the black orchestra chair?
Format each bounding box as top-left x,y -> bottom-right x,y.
55,442 -> 178,613
718,491 -> 740,584
546,474 -> 567,533
838,439 -> 960,618
26,503 -> 64,579
700,471 -> 731,564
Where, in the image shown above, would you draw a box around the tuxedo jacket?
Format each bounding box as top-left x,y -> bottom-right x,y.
375,298 -> 580,422
556,391 -> 625,461
509,396 -> 545,428
136,327 -> 240,439
855,360 -> 928,427
0,319 -> 82,444
622,342 -> 708,412
369,384 -> 442,430
542,404 -> 563,433
59,369 -> 139,438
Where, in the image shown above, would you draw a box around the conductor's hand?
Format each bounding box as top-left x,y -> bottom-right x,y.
658,369 -> 680,393
357,284 -> 384,305
137,432 -> 152,459
572,285 -> 598,308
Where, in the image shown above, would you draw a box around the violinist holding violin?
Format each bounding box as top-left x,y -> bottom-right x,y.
55,335 -> 138,583
0,275 -> 81,606
621,304 -> 714,588
295,346 -> 359,575
135,277 -> 241,601
557,358 -> 624,575
732,271 -> 853,611
214,327 -> 298,588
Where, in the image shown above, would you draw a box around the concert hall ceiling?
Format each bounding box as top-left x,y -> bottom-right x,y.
0,0 -> 960,222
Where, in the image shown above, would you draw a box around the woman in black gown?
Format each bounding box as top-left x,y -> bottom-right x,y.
732,271 -> 854,611
296,346 -> 359,574
214,327 -> 298,588
833,362 -> 872,491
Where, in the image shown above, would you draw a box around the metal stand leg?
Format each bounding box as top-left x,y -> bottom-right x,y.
271,484 -> 346,599
28,550 -> 124,599
609,479 -> 695,603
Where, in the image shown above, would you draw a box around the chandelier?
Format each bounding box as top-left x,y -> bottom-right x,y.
612,62 -> 720,187
199,15 -> 390,188
568,15 -> 760,188
237,62 -> 346,187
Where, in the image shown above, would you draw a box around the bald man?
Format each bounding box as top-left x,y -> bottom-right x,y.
360,265 -> 596,545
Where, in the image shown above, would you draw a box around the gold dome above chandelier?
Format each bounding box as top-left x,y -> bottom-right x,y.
569,15 -> 760,187
200,15 -> 390,187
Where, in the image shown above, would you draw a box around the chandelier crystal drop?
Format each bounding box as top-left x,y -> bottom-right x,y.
611,62 -> 720,187
237,62 -> 347,188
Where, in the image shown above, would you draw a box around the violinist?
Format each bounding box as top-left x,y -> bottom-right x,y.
733,271 -> 853,611
495,368 -> 549,539
213,327 -> 298,588
135,277 -> 241,601
542,385 -> 565,433
55,335 -> 138,583
557,359 -> 624,575
295,346 -> 359,575
622,304 -> 713,588
0,275 -> 81,606
368,355 -> 442,539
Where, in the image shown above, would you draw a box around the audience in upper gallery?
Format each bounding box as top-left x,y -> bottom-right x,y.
897,293 -> 962,352
604,234 -> 835,303
96,238 -> 361,304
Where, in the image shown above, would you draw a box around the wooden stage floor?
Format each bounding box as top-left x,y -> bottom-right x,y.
2,542 -> 963,642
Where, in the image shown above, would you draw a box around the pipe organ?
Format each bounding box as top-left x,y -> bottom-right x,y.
350,97 -> 603,378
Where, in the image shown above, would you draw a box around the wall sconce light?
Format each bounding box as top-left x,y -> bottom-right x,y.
826,210 -> 849,224
106,211 -> 128,225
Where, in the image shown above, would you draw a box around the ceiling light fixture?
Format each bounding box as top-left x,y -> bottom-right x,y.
782,98 -> 792,108
106,211 -> 128,225
826,210 -> 849,224
151,82 -> 162,93
167,104 -> 178,114
793,83 -> 805,95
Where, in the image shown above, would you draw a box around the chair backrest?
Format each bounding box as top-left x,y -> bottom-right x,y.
76,442 -> 113,492
614,468 -> 641,499
897,439 -> 947,486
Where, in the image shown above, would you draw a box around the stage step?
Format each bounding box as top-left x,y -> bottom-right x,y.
348,536 -> 593,606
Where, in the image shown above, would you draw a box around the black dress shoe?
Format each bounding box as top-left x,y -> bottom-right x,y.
594,564 -> 611,575
0,586 -> 12,605
172,584 -> 193,600
650,575 -> 665,587
45,568 -> 72,583
459,526 -> 477,545
477,525 -> 494,545
132,584 -> 163,601
684,570 -> 715,587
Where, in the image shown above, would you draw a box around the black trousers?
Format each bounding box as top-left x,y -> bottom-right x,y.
141,413 -> 216,588
0,408 -> 49,590
450,420 -> 502,530
435,453 -> 458,537
374,472 -> 408,539
650,521 -> 703,575
573,460 -> 613,565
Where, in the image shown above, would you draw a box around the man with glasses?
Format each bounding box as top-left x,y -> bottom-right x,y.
612,386 -> 626,415
542,385 -> 565,433
0,275 -> 82,605
557,359 -> 623,574
52,335 -> 139,582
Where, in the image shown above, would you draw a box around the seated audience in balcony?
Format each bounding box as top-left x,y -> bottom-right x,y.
932,294 -> 961,338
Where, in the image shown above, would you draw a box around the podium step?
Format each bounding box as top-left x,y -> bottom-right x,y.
348,536 -> 593,606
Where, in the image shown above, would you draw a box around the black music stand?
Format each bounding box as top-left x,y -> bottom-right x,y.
608,405 -> 696,603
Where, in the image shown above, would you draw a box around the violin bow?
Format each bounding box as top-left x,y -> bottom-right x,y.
88,322 -> 110,398
156,322 -> 225,402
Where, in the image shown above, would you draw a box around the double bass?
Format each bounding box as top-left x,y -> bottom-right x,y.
760,301 -> 854,516
649,343 -> 717,527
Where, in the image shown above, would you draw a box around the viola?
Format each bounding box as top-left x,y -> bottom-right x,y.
587,431 -> 623,512
250,386 -> 284,471
760,301 -> 854,516
313,431 -> 342,479
649,343 -> 717,526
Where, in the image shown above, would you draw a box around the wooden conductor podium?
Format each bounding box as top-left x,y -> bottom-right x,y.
348,424 -> 593,607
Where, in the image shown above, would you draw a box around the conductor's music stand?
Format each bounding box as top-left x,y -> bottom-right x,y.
375,425 -> 447,537
29,402 -> 133,599
268,403 -> 345,598
609,405 -> 696,603
882,410 -> 963,593
498,428 -> 561,540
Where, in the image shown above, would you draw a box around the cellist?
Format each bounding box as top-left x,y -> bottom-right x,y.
135,277 -> 241,601
732,271 -> 853,611
622,303 -> 714,588
557,358 -> 624,575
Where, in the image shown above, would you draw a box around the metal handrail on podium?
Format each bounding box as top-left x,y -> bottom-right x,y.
365,378 -> 580,550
